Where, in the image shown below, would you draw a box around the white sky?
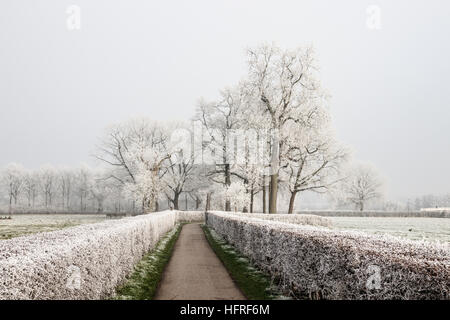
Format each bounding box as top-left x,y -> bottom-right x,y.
0,0 -> 449,200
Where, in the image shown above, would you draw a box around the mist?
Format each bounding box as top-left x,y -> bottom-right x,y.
1,0 -> 449,201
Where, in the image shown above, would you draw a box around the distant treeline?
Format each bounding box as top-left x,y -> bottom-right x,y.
297,210 -> 450,218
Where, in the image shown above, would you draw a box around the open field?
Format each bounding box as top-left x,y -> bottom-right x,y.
0,214 -> 108,239
330,217 -> 450,242
2,213 -> 449,243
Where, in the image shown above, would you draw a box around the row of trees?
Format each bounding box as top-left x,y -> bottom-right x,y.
408,194 -> 450,211
0,44 -> 386,214
0,163 -> 132,213
93,44 -> 385,213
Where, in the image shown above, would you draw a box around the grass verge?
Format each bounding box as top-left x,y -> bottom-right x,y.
202,225 -> 282,300
113,223 -> 184,300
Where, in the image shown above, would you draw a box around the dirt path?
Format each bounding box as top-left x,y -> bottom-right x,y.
154,223 -> 246,300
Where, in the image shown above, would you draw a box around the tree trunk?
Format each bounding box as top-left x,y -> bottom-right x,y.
269,173 -> 278,213
243,197 -> 248,213
250,190 -> 254,213
359,202 -> 364,211
195,196 -> 201,209
205,193 -> 211,212
185,193 -> 188,210
288,191 -> 298,214
66,185 -> 70,210
262,181 -> 266,213
225,164 -> 231,211
173,193 -> 179,210
269,133 -> 280,214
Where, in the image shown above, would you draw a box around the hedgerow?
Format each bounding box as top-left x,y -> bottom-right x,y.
220,211 -> 332,228
206,211 -> 450,300
0,210 -> 203,300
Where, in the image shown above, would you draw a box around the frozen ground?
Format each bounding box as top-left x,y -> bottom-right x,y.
330,217 -> 450,242
2,214 -> 449,244
0,214 -> 107,239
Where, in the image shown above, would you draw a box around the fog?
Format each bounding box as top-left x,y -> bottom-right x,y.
0,0 -> 449,200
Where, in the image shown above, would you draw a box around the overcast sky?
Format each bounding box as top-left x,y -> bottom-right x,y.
0,0 -> 449,200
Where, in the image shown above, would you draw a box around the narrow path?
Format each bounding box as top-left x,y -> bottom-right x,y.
154,223 -> 246,300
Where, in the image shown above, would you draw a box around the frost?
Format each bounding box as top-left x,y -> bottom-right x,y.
226,212 -> 332,228
206,211 -> 450,300
0,210 -> 203,300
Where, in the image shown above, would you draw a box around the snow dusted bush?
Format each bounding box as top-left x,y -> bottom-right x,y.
0,210 -> 201,300
175,210 -> 205,222
206,211 -> 450,300
225,212 -> 332,228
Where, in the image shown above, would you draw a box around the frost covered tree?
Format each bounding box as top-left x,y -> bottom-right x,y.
122,160 -> 163,212
96,117 -> 175,212
0,163 -> 130,213
96,117 -> 205,213
39,165 -> 57,208
23,169 -> 38,208
343,163 -> 384,211
90,168 -> 112,212
280,121 -> 348,213
232,136 -> 264,212
73,165 -> 92,211
246,44 -> 329,213
96,117 -> 154,185
1,163 -> 25,208
182,164 -> 213,210
224,181 -> 250,212
57,167 -> 75,210
195,85 -> 248,211
161,123 -> 197,210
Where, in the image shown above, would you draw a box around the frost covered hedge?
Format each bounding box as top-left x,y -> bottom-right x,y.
206,211 -> 450,300
0,210 -> 203,300
222,212 -> 332,228
175,210 -> 205,222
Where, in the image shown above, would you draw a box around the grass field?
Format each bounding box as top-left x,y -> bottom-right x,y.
0,214 -> 107,239
2,214 -> 449,244
330,217 -> 450,242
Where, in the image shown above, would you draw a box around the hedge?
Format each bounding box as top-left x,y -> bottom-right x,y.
0,210 -> 203,300
206,211 -> 450,300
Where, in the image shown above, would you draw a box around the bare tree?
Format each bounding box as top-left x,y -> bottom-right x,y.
1,163 -> 25,210
195,86 -> 247,211
90,168 -> 112,212
57,167 -> 75,211
96,117 -> 172,212
162,123 -> 196,210
39,165 -> 56,208
343,163 -> 383,211
247,44 -> 328,213
74,165 -> 91,212
23,169 -> 38,208
281,123 -> 348,213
